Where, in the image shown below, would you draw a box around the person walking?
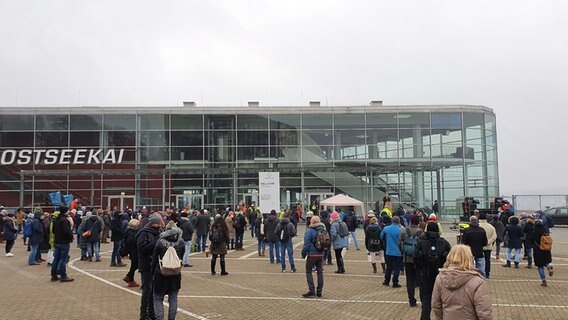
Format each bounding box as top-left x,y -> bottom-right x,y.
3,211 -> 17,257
110,210 -> 127,267
234,212 -> 246,250
122,219 -> 140,287
345,211 -> 360,250
400,215 -> 424,307
529,219 -> 553,287
255,213 -> 267,257
477,212 -> 496,278
152,223 -> 184,320
503,216 -> 524,268
365,217 -> 384,274
329,211 -> 348,274
264,210 -> 280,264
301,215 -> 326,298
209,214 -> 229,276
523,215 -> 536,269
178,212 -> 194,267
137,214 -> 163,320
380,216 -> 403,288
461,216 -> 487,277
275,212 -> 297,273
432,245 -> 493,320
50,207 -> 74,282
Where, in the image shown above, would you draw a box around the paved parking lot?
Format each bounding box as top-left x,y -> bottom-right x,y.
1,223 -> 568,319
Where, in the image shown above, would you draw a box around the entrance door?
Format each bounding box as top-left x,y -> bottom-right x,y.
176,194 -> 204,209
306,193 -> 334,212
242,194 -> 258,207
107,196 -> 135,211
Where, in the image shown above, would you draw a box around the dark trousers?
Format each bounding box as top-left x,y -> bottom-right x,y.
126,255 -> 138,281
5,239 -> 14,253
484,250 -> 492,278
419,279 -> 435,320
235,231 -> 244,249
334,248 -> 344,272
51,243 -> 70,278
384,255 -> 403,285
405,262 -> 418,305
305,257 -> 324,294
140,271 -> 155,320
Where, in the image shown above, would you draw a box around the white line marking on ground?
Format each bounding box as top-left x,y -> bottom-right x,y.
239,240 -> 305,259
68,252 -> 209,320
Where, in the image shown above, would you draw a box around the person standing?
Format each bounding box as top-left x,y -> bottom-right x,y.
3,211 -> 17,257
248,207 -> 258,238
503,216 -> 524,268
122,219 -> 140,287
523,215 -> 536,269
380,216 -> 403,288
152,224 -> 184,320
84,211 -> 102,262
329,212 -> 348,274
432,245 -> 493,320
16,208 -> 25,235
209,214 -> 229,276
345,211 -> 360,250
178,212 -> 194,268
110,210 -> 127,267
137,214 -> 163,320
400,215 -> 424,307
264,210 -> 280,264
301,215 -> 326,298
489,214 -> 505,260
414,222 -> 452,320
50,207 -> 74,282
365,217 -> 384,274
461,216 -> 487,277
529,219 -> 554,287
195,210 -> 210,253
234,212 -> 246,250
275,212 -> 297,273
477,212 -> 496,278
255,213 -> 267,257
225,212 -> 236,250
27,212 -> 43,265
432,200 -> 439,215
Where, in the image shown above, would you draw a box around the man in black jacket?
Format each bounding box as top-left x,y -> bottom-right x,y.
50,206 -> 74,282
179,212 -> 195,267
195,211 -> 210,253
137,214 -> 163,320
461,215 -> 488,277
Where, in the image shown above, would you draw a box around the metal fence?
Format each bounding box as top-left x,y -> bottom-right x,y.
512,195 -> 568,212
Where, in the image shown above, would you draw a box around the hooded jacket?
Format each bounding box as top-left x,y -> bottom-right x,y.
330,220 -> 348,249
432,265 -> 493,320
28,212 -> 44,246
136,225 -> 161,272
52,212 -> 74,245
461,223 -> 487,258
264,215 -> 279,242
301,222 -> 326,258
3,216 -> 17,241
274,218 -> 296,242
151,226 -> 184,294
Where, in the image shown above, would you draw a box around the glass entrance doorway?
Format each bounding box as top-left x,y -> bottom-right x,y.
176,194 -> 204,210
306,192 -> 334,212
107,194 -> 135,211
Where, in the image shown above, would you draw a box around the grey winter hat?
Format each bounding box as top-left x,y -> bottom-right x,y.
392,216 -> 400,224
148,214 -> 162,225
28,213 -> 35,219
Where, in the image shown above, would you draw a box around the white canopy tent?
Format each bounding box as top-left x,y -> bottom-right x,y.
320,194 -> 366,217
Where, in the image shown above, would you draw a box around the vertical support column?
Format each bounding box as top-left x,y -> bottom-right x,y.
19,171 -> 24,210
301,170 -> 305,209
412,171 -> 425,208
233,169 -> 238,209
162,171 -> 166,212
90,171 -> 95,207
436,170 -> 442,216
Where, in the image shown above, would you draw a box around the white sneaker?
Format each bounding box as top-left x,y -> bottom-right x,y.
6,253 -> 14,257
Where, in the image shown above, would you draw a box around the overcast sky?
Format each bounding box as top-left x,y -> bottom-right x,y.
1,0 -> 567,196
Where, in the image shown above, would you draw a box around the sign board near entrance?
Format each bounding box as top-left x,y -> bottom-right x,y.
0,148 -> 125,165
259,172 -> 280,213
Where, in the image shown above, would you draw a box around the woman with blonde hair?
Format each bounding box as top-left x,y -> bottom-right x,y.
432,244 -> 493,320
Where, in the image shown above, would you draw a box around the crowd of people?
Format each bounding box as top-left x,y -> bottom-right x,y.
0,196 -> 557,320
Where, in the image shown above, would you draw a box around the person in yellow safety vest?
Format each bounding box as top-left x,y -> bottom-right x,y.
381,200 -> 393,218
278,208 -> 286,220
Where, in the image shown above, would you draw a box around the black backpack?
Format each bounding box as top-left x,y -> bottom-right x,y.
421,238 -> 447,268
314,229 -> 331,251
280,223 -> 291,242
211,227 -> 223,243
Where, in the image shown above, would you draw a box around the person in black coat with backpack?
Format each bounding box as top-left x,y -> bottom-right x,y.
110,211 -> 126,267
529,220 -> 553,287
209,214 -> 229,275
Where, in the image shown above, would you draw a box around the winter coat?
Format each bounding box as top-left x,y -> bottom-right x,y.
110,216 -> 125,242
523,222 -> 535,249
274,218 -> 296,243
151,226 -> 184,295
461,224 -> 487,258
432,265 -> 493,320
346,212 -> 358,232
330,221 -> 348,250
52,215 -> 74,245
122,226 -> 138,259
84,216 -> 102,244
490,219 -> 505,242
529,223 -> 552,267
414,231 -> 451,285
479,220 -> 497,251
255,217 -> 266,240
178,217 -> 194,241
2,217 -> 17,241
365,223 -> 382,252
28,213 -> 44,246
195,214 -> 210,236
235,215 -> 247,233
136,226 -> 161,272
504,224 -> 524,249
301,222 -> 326,259
225,216 -> 236,240
380,223 -> 402,257
264,215 -> 279,242
209,224 -> 229,256
400,225 -> 424,263
77,218 -> 88,249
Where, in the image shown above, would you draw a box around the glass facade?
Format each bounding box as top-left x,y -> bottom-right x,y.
0,105 -> 499,217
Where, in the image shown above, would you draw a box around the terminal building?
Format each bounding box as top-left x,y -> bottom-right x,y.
0,101 -> 499,217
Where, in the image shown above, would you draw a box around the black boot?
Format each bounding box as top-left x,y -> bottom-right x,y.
502,261 -> 511,268
526,257 -> 533,269
372,263 -> 377,274
514,262 -> 519,269
230,239 -> 235,250
221,260 -> 228,276
211,258 -> 216,275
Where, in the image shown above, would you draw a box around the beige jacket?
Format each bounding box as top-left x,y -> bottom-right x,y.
225,216 -> 235,239
432,265 -> 493,320
479,220 -> 497,251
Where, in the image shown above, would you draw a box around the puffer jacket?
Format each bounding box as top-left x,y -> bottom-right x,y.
225,216 -> 235,240
432,265 -> 493,320
330,221 -> 348,249
264,215 -> 279,242
3,217 -> 17,241
151,226 -> 184,294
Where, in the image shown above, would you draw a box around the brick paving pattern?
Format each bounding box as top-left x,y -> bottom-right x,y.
1,223 -> 567,319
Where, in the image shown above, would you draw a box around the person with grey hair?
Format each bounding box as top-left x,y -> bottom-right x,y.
380,216 -> 403,288
461,215 -> 488,277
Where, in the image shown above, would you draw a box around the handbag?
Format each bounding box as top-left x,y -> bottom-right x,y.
82,221 -> 98,239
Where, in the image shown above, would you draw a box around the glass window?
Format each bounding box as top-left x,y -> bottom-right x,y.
171,131 -> 203,146
0,132 -> 34,147
431,113 -> 462,129
36,115 -> 69,131
70,115 -> 102,130
302,114 -> 332,129
485,113 -> 496,132
172,147 -> 204,161
303,130 -> 333,145
366,113 -> 397,129
270,130 -> 299,146
105,131 -> 136,147
138,114 -> 169,130
237,115 -> 269,129
398,113 -> 430,128
138,147 -> 169,162
139,131 -> 169,147
171,115 -> 203,130
463,113 -> 485,129
206,115 -> 235,130
36,132 -> 68,147
237,146 -> 269,160
334,130 -> 366,146
237,131 -> 268,146
334,114 -> 365,129
104,114 -> 136,130
70,131 -> 100,147
270,114 -> 300,129
0,115 -> 34,131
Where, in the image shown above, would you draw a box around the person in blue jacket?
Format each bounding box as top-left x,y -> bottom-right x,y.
380,216 -> 403,288
301,215 -> 326,298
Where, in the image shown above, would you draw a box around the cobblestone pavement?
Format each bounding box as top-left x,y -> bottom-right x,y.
1,223 -> 568,319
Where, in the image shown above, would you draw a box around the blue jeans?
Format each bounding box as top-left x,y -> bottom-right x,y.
506,248 -> 521,263
28,244 -> 39,265
153,290 -> 178,320
538,265 -> 551,280
51,243 -> 70,278
384,255 -> 403,286
111,240 -> 123,264
87,241 -> 100,259
475,257 -> 485,277
483,250 -> 492,278
257,239 -> 266,252
349,231 -> 360,250
268,241 -> 280,263
183,240 -> 192,265
280,241 -> 295,271
197,234 -> 207,252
